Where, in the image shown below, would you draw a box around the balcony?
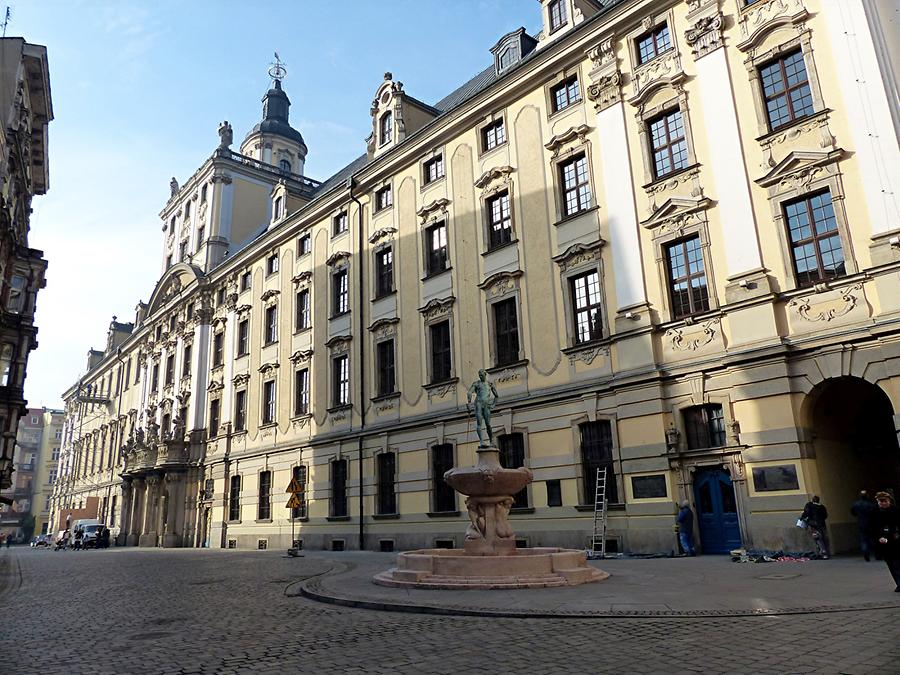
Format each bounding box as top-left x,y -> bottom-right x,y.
156,440 -> 188,467
122,446 -> 158,475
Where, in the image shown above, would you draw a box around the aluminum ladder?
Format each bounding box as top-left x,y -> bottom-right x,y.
590,467 -> 608,556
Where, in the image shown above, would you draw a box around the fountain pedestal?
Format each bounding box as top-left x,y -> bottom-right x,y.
374,445 -> 608,589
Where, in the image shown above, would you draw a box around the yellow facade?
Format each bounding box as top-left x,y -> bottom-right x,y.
53,0 -> 900,554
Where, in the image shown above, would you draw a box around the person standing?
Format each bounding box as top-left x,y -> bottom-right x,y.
802,495 -> 830,559
676,500 -> 696,556
851,490 -> 877,561
870,491 -> 900,592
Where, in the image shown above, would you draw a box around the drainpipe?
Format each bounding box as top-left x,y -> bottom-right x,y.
113,349 -> 125,535
348,177 -> 366,552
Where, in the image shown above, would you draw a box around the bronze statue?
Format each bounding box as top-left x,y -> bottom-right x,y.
466,369 -> 499,448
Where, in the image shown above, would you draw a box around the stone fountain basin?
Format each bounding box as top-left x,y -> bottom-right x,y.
443,466 -> 532,498
373,547 -> 609,589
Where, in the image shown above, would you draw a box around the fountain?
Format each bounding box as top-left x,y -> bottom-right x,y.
374,370 -> 608,589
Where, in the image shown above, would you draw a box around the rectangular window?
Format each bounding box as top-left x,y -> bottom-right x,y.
570,270 -> 603,343
51,447 -> 60,461
482,118 -> 506,152
649,109 -> 688,179
331,459 -> 348,517
332,269 -> 349,315
295,289 -> 310,330
216,288 -> 226,307
164,354 -> 175,386
423,155 -> 445,185
240,271 -> 251,292
580,420 -> 618,504
498,434 -> 528,508
266,253 -> 279,276
751,465 -> 800,492
151,363 -> 159,392
549,0 -> 567,32
237,319 -> 249,356
684,404 -> 726,449
332,355 -> 349,407
760,49 -> 815,131
234,389 -> 247,432
258,471 -> 272,521
209,399 -> 220,439
228,475 -> 241,521
784,190 -> 845,287
375,247 -> 394,297
665,236 -> 710,319
264,305 -> 278,345
0,343 -> 14,386
333,211 -> 348,236
429,320 -> 452,383
377,452 -> 397,515
487,191 -> 512,249
376,340 -> 396,397
636,24 -> 672,64
294,369 -> 310,416
297,234 -> 311,256
425,221 -> 449,275
179,241 -> 188,262
559,154 -> 592,217
182,344 -> 192,376
262,380 -> 276,425
124,358 -> 132,389
493,298 -> 520,367
212,331 -> 224,367
48,468 -> 57,484
196,226 -> 205,246
432,444 -> 456,512
375,186 -> 393,212
546,479 -> 562,507
551,75 -> 581,113
291,465 -> 308,519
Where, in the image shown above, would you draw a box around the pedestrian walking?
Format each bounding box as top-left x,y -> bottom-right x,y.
801,495 -> 830,559
676,500 -> 696,556
851,490 -> 876,561
5,534 -> 10,548
870,491 -> 900,592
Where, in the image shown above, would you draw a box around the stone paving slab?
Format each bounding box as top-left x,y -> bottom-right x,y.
296,550 -> 900,617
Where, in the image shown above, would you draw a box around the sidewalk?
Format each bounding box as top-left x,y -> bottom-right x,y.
293,551 -> 900,618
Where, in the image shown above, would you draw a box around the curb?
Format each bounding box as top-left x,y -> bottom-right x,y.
296,568 -> 900,620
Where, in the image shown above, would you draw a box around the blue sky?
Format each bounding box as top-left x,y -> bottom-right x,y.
19,0 -> 535,408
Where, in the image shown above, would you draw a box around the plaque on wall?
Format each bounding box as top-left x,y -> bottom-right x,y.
631,474 -> 668,499
752,465 -> 800,492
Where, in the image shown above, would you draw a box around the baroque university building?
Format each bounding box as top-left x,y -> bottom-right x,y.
52,0 -> 900,554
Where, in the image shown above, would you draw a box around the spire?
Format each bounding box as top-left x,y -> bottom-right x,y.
262,79 -> 290,123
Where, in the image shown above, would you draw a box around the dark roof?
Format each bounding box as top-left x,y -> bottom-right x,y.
315,153 -> 369,195
433,65 -> 497,113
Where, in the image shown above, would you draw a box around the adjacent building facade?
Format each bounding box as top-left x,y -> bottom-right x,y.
53,0 -> 900,555
0,39 -> 52,494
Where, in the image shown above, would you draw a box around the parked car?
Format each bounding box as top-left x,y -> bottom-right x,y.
30,534 -> 52,548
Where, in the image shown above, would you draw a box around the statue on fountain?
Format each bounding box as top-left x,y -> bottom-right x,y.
466,369 -> 499,448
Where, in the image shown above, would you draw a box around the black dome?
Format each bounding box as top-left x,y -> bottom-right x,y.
243,80 -> 306,150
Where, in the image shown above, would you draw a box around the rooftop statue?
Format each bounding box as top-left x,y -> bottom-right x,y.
218,120 -> 233,149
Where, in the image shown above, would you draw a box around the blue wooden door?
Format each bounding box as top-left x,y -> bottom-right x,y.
693,469 -> 742,554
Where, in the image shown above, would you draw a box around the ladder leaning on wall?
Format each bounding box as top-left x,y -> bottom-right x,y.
589,467 -> 608,557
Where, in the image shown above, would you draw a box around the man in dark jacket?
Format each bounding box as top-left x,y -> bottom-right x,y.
851,491 -> 876,561
802,495 -> 830,559
676,500 -> 695,556
870,491 -> 900,591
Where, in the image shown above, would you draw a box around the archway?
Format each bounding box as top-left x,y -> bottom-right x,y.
806,377 -> 900,552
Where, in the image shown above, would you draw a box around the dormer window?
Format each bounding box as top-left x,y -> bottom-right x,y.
549,0 -> 567,33
491,27 -> 537,77
380,112 -> 393,146
499,44 -> 519,71
279,159 -> 291,173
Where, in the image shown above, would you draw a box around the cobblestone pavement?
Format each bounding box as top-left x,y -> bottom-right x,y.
2,547 -> 899,674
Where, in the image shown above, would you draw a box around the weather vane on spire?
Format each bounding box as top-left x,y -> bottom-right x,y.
268,52 -> 287,83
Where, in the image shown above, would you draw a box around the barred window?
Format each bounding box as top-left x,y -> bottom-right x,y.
684,404 -> 726,449
258,471 -> 272,521
559,154 -> 592,216
228,475 -> 241,521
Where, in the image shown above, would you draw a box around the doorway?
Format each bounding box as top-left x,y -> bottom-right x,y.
693,467 -> 742,554
806,376 -> 900,552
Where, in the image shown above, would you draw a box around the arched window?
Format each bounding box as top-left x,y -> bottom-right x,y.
380,111 -> 393,145
279,159 -> 291,173
273,196 -> 284,220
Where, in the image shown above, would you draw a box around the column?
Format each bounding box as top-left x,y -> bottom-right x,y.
117,482 -> 132,545
127,478 -> 144,546
140,476 -> 159,547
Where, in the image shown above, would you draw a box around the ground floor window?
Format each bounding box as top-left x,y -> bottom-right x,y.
579,421 -> 617,504
331,459 -> 348,517
432,444 -> 456,512
377,452 -> 397,515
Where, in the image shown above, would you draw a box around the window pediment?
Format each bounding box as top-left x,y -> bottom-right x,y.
417,198 -> 451,224
641,196 -> 711,232
544,125 -> 591,157
290,349 -> 314,364
325,335 -> 352,354
368,226 -> 397,245
755,149 -> 843,189
325,251 -> 351,267
552,241 -> 605,271
419,296 -> 455,321
737,0 -> 809,55
258,361 -> 280,376
368,317 -> 399,337
474,166 -> 514,190
478,270 -> 522,298
232,373 -> 250,387
291,271 -> 312,287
